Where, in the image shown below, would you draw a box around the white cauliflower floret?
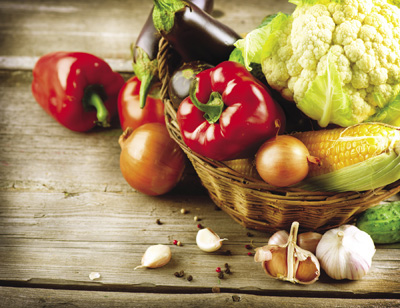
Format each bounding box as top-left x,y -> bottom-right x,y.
261,0 -> 400,126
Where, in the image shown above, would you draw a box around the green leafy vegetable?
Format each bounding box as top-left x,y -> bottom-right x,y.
368,93 -> 400,126
234,13 -> 290,70
297,50 -> 356,127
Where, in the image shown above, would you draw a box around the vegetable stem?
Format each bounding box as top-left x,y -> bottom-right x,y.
88,92 -> 109,127
189,78 -> 224,124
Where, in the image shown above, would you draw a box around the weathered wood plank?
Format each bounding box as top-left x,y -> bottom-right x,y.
1,287 -> 399,308
0,190 -> 399,296
0,0 -> 296,70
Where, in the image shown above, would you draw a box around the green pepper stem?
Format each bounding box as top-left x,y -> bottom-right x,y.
189,78 -> 224,124
88,92 -> 109,127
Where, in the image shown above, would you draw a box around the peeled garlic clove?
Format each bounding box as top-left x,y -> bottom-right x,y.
263,246 -> 288,278
196,227 -> 227,252
135,244 -> 171,270
294,246 -> 320,284
297,232 -> 322,254
316,225 -> 375,280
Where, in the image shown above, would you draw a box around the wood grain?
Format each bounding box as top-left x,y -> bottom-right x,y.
1,287 -> 399,308
0,0 -> 399,306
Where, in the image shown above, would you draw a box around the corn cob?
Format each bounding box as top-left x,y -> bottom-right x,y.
223,158 -> 261,179
292,123 -> 400,177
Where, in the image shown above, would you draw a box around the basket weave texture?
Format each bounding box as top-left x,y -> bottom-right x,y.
158,38 -> 400,232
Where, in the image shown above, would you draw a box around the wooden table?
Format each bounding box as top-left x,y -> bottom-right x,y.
0,0 -> 399,307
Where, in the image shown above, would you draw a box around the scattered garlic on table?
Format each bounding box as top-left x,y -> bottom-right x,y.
89,272 -> 101,280
196,227 -> 227,252
134,244 -> 171,270
316,225 -> 375,280
255,221 -> 320,284
268,230 -> 322,254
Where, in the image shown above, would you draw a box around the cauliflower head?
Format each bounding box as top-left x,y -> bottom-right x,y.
238,0 -> 400,127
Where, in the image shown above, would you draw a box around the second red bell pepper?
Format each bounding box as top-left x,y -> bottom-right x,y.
176,61 -> 286,161
31,51 -> 125,132
118,76 -> 165,131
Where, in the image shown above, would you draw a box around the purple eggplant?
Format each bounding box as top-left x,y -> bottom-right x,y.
132,0 -> 214,108
152,0 -> 240,66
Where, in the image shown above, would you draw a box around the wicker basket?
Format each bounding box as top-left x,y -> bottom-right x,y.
157,38 -> 400,232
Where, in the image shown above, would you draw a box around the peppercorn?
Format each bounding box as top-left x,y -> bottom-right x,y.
232,295 -> 241,302
224,263 -> 231,274
187,275 -> 193,282
218,272 -> 224,279
155,219 -> 162,225
174,270 -> 185,278
245,244 -> 252,250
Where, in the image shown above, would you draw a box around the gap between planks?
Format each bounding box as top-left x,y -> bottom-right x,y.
0,279 -> 399,300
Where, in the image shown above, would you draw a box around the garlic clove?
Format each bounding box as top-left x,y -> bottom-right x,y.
316,225 -> 375,280
297,232 -> 322,254
267,230 -> 289,246
263,246 -> 288,278
295,247 -> 320,284
135,244 -> 171,270
196,227 -> 227,252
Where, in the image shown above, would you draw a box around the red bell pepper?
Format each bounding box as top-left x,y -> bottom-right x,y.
176,61 -> 286,161
31,51 -> 125,132
118,76 -> 165,132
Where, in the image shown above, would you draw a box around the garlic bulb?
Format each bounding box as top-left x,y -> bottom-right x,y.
196,228 -> 227,252
316,225 -> 375,280
255,221 -> 320,284
135,244 -> 171,270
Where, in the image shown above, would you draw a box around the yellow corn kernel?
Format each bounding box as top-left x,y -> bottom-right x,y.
223,158 -> 261,179
292,123 -> 400,177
